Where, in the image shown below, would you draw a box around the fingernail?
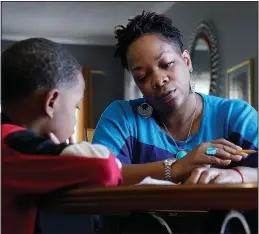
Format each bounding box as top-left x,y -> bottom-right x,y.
236,145 -> 242,150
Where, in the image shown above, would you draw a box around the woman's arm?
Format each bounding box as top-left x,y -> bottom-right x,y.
122,162 -> 165,185
92,101 -> 251,185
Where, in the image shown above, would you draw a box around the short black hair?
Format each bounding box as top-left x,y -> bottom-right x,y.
2,38 -> 81,103
114,11 -> 184,69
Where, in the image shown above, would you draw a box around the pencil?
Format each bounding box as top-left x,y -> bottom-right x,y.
239,150 -> 257,154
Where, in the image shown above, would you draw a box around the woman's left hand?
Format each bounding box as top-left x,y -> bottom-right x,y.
184,167 -> 242,184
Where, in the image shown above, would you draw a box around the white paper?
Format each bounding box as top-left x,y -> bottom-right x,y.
135,176 -> 176,185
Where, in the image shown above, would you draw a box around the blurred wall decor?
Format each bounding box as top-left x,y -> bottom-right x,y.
124,69 -> 142,100
165,1 -> 257,109
188,21 -> 220,95
226,59 -> 254,105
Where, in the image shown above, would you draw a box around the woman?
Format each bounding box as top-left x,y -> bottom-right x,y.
92,11 -> 258,233
92,11 -> 257,185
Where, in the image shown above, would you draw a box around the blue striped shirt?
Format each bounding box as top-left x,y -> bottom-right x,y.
92,93 -> 258,168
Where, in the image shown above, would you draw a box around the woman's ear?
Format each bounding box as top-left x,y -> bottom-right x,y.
44,89 -> 60,119
182,50 -> 193,72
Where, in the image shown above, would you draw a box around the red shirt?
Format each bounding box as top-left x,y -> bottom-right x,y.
2,124 -> 122,234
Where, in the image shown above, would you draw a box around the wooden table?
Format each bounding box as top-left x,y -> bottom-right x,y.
41,183 -> 257,214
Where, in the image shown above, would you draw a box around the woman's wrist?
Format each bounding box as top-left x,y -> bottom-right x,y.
171,161 -> 184,184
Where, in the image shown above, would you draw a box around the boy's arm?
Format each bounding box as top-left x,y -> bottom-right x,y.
2,128 -> 122,195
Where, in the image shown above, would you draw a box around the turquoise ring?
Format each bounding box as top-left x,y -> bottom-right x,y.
205,146 -> 217,155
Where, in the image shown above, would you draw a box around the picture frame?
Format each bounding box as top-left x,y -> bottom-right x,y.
226,59 -> 254,105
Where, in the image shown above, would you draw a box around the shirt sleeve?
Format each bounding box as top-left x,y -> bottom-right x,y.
2,129 -> 122,195
225,99 -> 258,168
92,100 -> 135,164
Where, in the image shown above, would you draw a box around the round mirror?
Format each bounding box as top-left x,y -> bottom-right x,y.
188,21 -> 220,96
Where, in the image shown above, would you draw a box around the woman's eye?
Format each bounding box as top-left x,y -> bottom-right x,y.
135,74 -> 147,82
161,61 -> 174,69
138,76 -> 147,82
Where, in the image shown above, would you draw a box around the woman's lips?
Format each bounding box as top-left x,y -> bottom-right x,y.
160,89 -> 176,103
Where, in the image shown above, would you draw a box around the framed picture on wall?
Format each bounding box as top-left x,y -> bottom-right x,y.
226,59 -> 254,105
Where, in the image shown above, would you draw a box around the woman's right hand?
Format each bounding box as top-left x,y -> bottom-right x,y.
171,139 -> 248,183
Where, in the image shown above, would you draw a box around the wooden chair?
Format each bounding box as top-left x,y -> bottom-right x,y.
86,128 -> 95,142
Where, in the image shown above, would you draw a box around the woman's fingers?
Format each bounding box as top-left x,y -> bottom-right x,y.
210,174 -> 224,184
181,138 -> 244,181
202,156 -> 231,167
210,139 -> 242,150
184,168 -> 220,184
210,144 -> 247,161
218,144 -> 247,157
198,169 -> 220,184
48,132 -> 60,144
184,168 -> 207,184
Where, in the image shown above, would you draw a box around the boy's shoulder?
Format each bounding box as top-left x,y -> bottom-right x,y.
2,123 -> 68,156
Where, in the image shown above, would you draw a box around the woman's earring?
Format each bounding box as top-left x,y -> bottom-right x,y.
137,99 -> 153,118
189,71 -> 195,93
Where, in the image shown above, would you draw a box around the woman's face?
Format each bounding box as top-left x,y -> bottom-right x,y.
126,34 -> 193,114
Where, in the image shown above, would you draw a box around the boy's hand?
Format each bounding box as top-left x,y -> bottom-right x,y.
48,133 -> 76,144
48,132 -> 60,144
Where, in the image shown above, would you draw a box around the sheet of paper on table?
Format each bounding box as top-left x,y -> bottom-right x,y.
135,176 -> 176,185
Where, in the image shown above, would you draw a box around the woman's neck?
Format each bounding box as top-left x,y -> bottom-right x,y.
163,94 -> 199,126
158,93 -> 204,141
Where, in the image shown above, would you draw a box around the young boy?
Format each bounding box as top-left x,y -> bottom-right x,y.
2,38 -> 122,234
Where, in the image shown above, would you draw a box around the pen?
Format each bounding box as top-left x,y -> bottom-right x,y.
239,150 -> 257,154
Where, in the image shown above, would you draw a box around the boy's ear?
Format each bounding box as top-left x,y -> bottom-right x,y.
45,89 -> 60,119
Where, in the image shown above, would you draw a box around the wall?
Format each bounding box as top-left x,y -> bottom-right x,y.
166,1 -> 258,109
1,40 -> 124,125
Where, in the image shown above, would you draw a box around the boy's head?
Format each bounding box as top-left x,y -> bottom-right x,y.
2,38 -> 85,142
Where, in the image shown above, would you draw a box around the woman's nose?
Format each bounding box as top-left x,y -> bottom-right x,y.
151,71 -> 169,89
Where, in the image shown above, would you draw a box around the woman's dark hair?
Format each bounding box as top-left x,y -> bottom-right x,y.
114,11 -> 184,69
2,38 -> 81,103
